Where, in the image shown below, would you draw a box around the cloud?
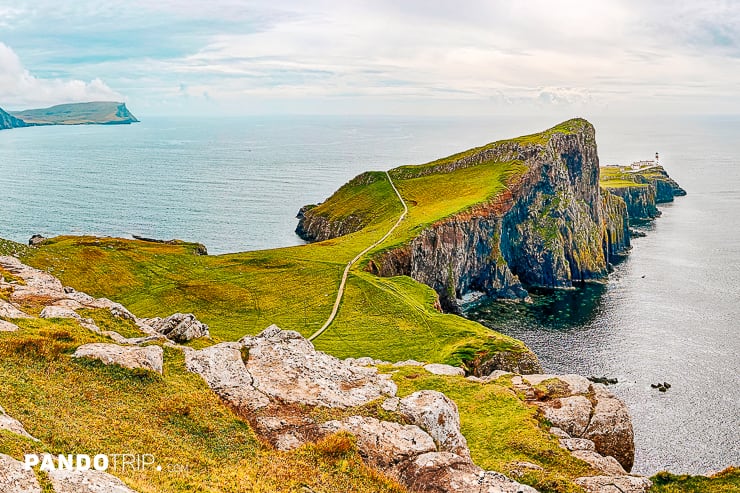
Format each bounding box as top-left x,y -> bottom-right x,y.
0,43 -> 121,109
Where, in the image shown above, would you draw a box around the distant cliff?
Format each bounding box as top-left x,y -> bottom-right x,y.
0,101 -> 138,130
297,119 -> 685,312
0,107 -> 30,130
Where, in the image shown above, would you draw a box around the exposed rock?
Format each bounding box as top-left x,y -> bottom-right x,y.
549,427 -> 571,439
319,416 -> 436,470
184,343 -> 270,412
141,313 -> 209,342
399,391 -> 469,458
468,349 -> 542,376
399,452 -> 538,493
0,299 -> 32,319
393,359 -> 425,367
0,406 -> 38,441
574,475 -> 652,493
238,325 -> 396,408
0,453 -> 41,493
423,363 -> 465,377
73,343 -> 163,374
47,468 -> 138,493
559,438 -> 596,452
523,374 -> 634,472
40,306 -> 81,320
0,256 -> 66,301
571,450 -> 626,475
27,235 -> 46,247
382,397 -> 400,412
0,320 -> 19,332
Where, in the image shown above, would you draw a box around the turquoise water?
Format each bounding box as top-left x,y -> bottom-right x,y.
1,115 -> 738,475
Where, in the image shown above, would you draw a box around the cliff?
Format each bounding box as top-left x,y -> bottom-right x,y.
3,101 -> 138,127
0,106 -> 30,130
297,119 -> 684,311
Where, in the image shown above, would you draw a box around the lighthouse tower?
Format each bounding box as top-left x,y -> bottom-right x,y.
655,152 -> 659,165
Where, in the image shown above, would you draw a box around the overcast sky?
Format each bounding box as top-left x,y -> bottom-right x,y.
1,0 -> 738,116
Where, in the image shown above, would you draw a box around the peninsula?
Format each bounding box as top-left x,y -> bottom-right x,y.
0,101 -> 138,129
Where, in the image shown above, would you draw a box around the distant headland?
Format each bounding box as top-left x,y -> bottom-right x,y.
0,101 -> 138,130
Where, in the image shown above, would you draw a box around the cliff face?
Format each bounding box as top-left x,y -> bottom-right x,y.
0,107 -> 29,130
370,121 -> 613,310
297,120 -> 684,311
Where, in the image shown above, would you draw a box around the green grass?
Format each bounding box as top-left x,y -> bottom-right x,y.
650,468 -> 740,492
389,366 -> 596,493
599,166 -> 651,189
0,317 -> 403,493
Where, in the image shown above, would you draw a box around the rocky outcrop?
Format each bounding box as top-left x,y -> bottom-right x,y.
140,313 -> 209,342
603,185 -> 658,223
73,343 -> 164,374
601,190 -> 631,262
0,107 -> 29,130
0,454 -> 41,493
519,374 -> 634,472
186,325 -> 538,493
574,475 -> 652,493
0,405 -> 38,441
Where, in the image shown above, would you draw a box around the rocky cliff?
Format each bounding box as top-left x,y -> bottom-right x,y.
0,106 -> 29,130
601,165 -> 686,224
297,120 -> 685,312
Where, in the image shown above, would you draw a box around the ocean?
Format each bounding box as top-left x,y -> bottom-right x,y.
1,114 -> 737,475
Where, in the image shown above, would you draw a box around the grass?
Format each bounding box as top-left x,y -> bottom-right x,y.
389,366 -> 596,493
0,316 -> 404,493
650,467 -> 740,492
599,166 -> 651,189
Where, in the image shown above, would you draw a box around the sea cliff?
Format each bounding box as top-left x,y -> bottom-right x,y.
297,119 -> 685,311
0,101 -> 138,129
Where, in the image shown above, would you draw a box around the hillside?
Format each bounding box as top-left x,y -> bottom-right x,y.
0,106 -> 29,130
8,101 -> 138,125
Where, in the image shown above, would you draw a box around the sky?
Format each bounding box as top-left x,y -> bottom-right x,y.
0,0 -> 738,116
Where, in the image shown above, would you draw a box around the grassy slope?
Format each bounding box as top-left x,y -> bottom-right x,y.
599,166 -> 651,189
650,468 -> 740,493
12,131 -> 542,365
0,315 -> 402,493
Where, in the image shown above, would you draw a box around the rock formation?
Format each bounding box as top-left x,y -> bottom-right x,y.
296,120 -> 685,312
140,313 -> 209,342
73,343 -> 164,374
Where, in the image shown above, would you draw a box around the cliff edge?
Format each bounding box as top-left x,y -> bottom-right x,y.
298,119 -> 686,312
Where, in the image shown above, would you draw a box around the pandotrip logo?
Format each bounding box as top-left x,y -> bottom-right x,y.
24,454 -> 159,472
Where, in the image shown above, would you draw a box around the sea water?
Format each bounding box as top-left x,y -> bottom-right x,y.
1,114 -> 737,475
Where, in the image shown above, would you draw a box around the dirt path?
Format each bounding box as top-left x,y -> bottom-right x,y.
308,171 -> 408,342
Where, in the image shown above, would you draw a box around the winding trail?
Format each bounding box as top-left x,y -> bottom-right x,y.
308,171 -> 408,342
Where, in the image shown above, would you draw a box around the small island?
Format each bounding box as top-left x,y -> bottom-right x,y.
0,101 -> 138,130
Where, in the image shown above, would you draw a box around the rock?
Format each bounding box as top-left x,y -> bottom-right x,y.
399,391 -> 470,457
539,395 -> 593,437
0,320 -> 19,332
571,450 -> 626,475
423,363 -> 465,377
320,416 -> 436,470
27,235 -> 46,247
0,256 -> 66,301
40,306 -> 80,320
559,438 -> 596,452
399,452 -> 539,493
73,343 -> 163,374
583,385 -> 635,472
0,453 -> 41,493
0,299 -> 31,319
47,468 -> 138,493
574,475 -> 652,493
184,343 -> 270,411
238,326 -> 396,408
549,426 -> 571,439
0,407 -> 38,441
483,370 -> 513,382
141,313 -> 209,342
382,397 -> 400,412
524,373 -> 592,395
588,376 -> 618,385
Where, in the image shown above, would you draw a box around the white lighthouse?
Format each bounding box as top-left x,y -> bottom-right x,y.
655,152 -> 659,165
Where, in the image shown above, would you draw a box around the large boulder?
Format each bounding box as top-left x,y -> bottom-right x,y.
0,453 -> 41,493
523,374 -> 635,471
399,391 -> 469,458
73,343 -> 163,374
184,343 -> 269,411
400,452 -> 538,493
141,313 -> 209,342
0,405 -> 37,441
423,364 -> 465,376
238,325 -> 397,408
0,299 -> 31,319
47,468 -> 138,493
0,256 -> 65,301
319,416 -> 437,470
574,475 -> 652,493
0,320 -> 19,332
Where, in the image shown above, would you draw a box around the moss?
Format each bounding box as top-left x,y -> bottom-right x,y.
650,467 -> 740,493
